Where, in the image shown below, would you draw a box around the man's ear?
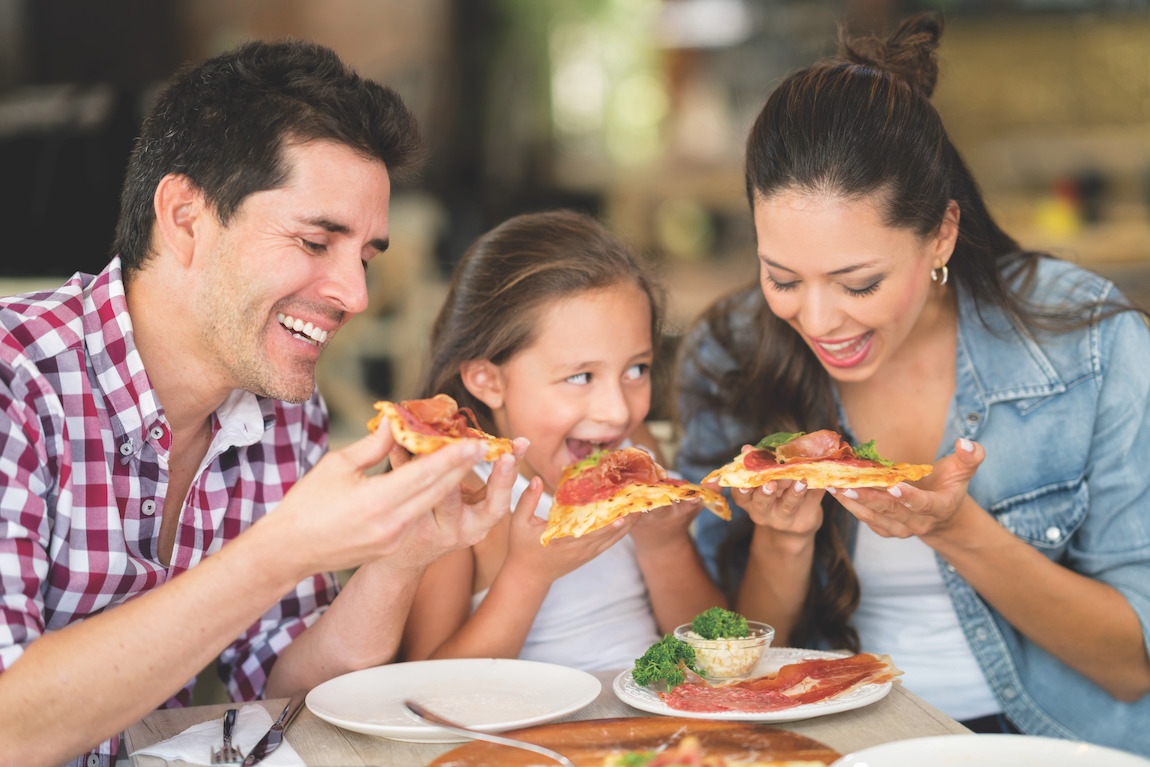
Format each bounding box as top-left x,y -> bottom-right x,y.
460,360 -> 505,410
152,174 -> 207,268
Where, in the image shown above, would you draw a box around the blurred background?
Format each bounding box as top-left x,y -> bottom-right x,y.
2,0 -> 1150,443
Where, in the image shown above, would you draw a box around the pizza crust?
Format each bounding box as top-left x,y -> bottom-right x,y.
704,452 -> 931,489
369,398 -> 513,462
542,482 -> 730,545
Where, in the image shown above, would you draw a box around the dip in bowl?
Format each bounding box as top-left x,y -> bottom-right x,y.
673,621 -> 775,683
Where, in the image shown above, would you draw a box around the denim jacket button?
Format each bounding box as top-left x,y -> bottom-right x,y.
974,627 -> 989,641
1003,685 -> 1018,700
1045,526 -> 1062,542
965,412 -> 981,424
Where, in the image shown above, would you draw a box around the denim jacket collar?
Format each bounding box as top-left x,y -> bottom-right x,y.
952,286 -> 1067,440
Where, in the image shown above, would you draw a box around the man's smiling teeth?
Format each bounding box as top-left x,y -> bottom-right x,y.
277,312 -> 329,346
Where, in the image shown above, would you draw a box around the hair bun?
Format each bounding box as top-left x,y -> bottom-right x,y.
839,12 -> 942,98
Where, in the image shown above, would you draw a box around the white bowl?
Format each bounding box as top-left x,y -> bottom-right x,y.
673,621 -> 775,682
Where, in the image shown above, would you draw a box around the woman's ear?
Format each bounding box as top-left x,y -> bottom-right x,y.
460,360 -> 505,410
933,200 -> 961,266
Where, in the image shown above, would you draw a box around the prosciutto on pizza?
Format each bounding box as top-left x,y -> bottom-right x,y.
543,446 -> 731,545
368,393 -> 513,462
703,430 -> 932,490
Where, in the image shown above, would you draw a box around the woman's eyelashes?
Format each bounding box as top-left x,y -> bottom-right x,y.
566,372 -> 591,385
763,272 -> 883,297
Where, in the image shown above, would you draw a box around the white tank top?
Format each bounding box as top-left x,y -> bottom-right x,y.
471,462 -> 661,671
852,525 -> 999,720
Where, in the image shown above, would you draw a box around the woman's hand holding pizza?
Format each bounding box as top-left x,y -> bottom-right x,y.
827,438 -> 985,542
727,445 -> 826,538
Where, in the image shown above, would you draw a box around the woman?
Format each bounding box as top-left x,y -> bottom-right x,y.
675,13 -> 1150,753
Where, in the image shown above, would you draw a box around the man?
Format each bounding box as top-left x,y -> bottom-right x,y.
0,40 -> 524,767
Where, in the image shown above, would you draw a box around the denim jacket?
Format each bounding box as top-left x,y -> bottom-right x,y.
678,258 -> 1150,754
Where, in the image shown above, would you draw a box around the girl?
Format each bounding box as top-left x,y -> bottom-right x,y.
676,13 -> 1150,753
402,210 -> 725,670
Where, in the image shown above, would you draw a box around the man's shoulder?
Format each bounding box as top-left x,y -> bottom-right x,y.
1,276 -> 91,364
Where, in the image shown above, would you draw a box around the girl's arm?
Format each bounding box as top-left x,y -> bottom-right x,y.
631,502 -> 727,631
403,478 -> 633,660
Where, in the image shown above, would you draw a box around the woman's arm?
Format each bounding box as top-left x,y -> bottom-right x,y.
838,435 -> 1150,701
731,480 -> 824,644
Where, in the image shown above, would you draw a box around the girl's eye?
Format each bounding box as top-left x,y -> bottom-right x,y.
623,363 -> 650,381
764,273 -> 798,292
846,281 -> 881,297
566,372 -> 591,385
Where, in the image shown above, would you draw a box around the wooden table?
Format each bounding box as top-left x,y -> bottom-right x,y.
125,669 -> 970,766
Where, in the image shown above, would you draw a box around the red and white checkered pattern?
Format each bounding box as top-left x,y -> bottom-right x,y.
0,258 -> 337,766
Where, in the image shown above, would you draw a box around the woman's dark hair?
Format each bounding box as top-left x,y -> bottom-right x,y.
422,210 -> 665,434
113,39 -> 424,279
677,13 -> 1145,652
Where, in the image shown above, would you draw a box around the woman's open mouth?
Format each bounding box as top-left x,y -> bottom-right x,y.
811,331 -> 873,368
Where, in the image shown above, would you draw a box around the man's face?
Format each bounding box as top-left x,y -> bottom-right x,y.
195,140 -> 391,403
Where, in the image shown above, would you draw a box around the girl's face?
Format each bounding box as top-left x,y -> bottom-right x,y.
753,190 -> 958,384
473,281 -> 654,492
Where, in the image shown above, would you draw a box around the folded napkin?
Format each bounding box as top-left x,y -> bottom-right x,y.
129,703 -> 304,766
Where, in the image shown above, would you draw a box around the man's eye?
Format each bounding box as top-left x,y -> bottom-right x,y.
566,372 -> 591,385
301,240 -> 327,253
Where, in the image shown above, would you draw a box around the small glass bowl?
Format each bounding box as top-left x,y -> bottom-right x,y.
673,621 -> 775,683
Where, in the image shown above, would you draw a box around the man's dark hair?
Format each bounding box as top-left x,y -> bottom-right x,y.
113,38 -> 424,278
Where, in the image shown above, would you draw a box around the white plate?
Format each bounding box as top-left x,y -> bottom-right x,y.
831,734 -> 1150,766
306,657 -> 601,743
613,647 -> 892,722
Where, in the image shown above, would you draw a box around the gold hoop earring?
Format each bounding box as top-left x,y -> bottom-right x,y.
931,265 -> 949,286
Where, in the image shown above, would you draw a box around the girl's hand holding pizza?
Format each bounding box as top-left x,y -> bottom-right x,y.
827,438 -> 985,542
386,436 -> 532,572
628,497 -> 704,553
504,490 -> 635,584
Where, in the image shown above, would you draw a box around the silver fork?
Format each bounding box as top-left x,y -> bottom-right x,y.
210,707 -> 244,764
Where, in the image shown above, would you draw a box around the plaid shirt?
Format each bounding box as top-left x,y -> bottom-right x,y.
0,258 -> 338,767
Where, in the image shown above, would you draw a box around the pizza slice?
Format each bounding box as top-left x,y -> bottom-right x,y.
703,430 -> 932,489
368,393 -> 513,462
543,446 -> 731,545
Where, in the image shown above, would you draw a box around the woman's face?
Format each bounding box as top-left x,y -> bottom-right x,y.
753,190 -> 958,383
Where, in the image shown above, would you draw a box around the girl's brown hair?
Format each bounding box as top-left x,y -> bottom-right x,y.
678,13 -> 1144,652
422,210 -> 664,434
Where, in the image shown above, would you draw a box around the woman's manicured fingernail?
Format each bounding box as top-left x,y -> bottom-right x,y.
842,488 -> 859,500
827,487 -> 837,495
959,438 -> 974,452
761,485 -> 774,495
888,485 -> 903,498
794,480 -> 806,493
